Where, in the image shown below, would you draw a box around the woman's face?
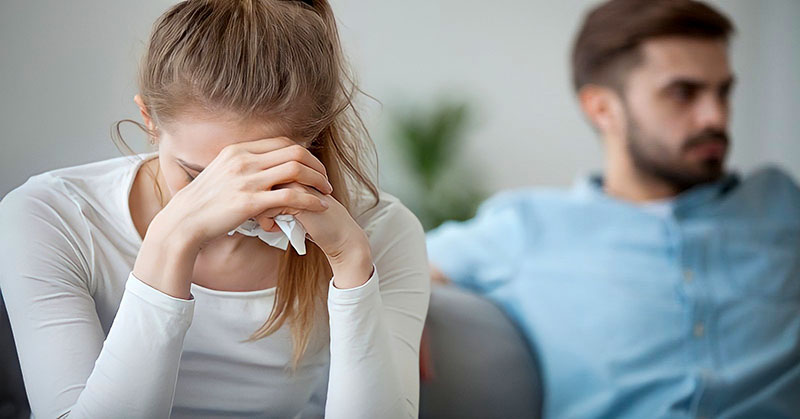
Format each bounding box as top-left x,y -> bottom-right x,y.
135,96 -> 304,201
156,113 -> 287,200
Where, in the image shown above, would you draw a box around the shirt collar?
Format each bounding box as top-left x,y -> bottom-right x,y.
573,172 -> 741,214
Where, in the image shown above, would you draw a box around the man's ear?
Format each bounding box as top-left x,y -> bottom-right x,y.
133,94 -> 157,134
578,84 -> 624,140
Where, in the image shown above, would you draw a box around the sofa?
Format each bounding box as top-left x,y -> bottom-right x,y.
420,284 -> 543,418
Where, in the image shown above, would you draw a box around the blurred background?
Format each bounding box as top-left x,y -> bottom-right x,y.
1,1 -> 799,417
1,0 -> 799,227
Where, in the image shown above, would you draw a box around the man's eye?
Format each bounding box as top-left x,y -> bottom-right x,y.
671,85 -> 696,102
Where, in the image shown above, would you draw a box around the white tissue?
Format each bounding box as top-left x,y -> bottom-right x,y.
227,215 -> 307,255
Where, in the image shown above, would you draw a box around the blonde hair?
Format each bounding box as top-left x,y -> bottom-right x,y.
112,0 -> 379,367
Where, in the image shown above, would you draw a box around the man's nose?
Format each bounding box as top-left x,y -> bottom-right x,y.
695,93 -> 729,130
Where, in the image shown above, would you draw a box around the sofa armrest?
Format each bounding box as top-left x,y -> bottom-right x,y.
420,284 -> 543,419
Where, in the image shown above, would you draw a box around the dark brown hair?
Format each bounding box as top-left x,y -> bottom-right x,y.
112,0 -> 378,368
571,0 -> 734,92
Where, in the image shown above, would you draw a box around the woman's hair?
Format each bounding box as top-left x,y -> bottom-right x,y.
112,0 -> 379,368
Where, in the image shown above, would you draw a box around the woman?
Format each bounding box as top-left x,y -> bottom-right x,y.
0,1 -> 429,417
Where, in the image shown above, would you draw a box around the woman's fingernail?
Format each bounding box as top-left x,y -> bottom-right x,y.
320,199 -> 329,208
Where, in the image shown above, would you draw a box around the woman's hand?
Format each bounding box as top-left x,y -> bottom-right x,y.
272,183 -> 374,289
134,137 -> 333,298
159,137 -> 333,247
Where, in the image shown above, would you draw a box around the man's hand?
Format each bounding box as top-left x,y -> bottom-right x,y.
430,264 -> 451,285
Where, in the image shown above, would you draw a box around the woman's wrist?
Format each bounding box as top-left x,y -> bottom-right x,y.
150,204 -> 206,247
132,214 -> 201,299
329,237 -> 373,289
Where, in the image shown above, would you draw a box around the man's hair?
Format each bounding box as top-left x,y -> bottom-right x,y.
571,0 -> 735,92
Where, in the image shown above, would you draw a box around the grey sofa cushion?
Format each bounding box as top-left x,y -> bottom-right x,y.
420,285 -> 542,419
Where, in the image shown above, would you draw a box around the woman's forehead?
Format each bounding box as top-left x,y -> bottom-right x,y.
165,113 -> 299,146
160,113 -> 310,169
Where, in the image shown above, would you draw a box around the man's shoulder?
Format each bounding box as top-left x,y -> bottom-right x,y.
726,166 -> 800,223
743,166 -> 799,190
738,165 -> 800,205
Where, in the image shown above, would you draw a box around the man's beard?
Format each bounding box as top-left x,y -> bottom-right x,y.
626,113 -> 729,193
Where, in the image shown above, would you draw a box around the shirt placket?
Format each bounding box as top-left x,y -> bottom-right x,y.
676,215 -> 718,419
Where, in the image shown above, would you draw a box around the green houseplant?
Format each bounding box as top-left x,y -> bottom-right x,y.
388,100 -> 487,231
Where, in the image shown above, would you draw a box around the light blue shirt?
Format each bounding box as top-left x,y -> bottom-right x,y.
426,167 -> 800,419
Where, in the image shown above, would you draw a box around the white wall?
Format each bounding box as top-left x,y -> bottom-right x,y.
0,1 -> 174,196
2,0 -> 798,198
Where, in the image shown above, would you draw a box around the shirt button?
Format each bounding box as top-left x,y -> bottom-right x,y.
693,323 -> 705,338
684,269 -> 694,282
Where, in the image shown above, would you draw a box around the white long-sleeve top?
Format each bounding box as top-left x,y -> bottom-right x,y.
0,152 -> 430,418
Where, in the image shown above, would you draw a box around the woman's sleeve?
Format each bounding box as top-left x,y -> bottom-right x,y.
0,177 -> 194,418
324,200 -> 430,419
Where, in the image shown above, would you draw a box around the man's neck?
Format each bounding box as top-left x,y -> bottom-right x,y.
603,154 -> 680,203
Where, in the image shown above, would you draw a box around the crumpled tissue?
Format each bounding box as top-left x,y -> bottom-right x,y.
227,215 -> 307,255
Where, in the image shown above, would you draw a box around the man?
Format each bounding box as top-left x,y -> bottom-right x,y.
426,0 -> 800,417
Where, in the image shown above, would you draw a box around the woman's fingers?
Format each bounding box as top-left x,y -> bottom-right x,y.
254,214 -> 278,232
219,138 -> 329,183
251,161 -> 333,194
252,183 -> 328,231
225,136 -> 295,155
224,137 -> 327,175
253,188 -> 328,215
251,144 -> 328,179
